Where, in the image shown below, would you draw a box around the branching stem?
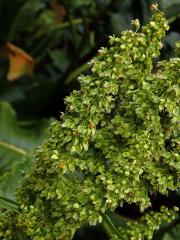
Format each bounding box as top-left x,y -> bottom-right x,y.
102,214 -> 125,240
0,140 -> 26,156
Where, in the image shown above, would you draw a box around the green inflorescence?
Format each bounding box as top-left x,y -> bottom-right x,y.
0,6 -> 179,240
117,206 -> 179,240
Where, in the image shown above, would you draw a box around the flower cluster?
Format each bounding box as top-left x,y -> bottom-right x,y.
118,206 -> 178,240
0,6 -> 179,240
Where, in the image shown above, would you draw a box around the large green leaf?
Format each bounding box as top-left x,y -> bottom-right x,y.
0,195 -> 20,213
160,0 -> 180,17
0,101 -> 51,172
160,0 -> 180,10
0,101 -> 52,198
162,224 -> 180,240
0,156 -> 32,199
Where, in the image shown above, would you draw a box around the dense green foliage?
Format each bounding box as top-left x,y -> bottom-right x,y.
0,6 -> 179,240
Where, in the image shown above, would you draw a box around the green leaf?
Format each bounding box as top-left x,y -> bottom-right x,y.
0,156 -> 32,199
160,0 -> 180,17
0,195 -> 20,213
160,0 -> 180,10
49,50 -> 70,72
162,225 -> 180,240
0,101 -> 53,198
164,219 -> 180,240
164,32 -> 180,49
0,101 -> 52,172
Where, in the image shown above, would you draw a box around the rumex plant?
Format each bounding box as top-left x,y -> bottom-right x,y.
0,4 -> 179,240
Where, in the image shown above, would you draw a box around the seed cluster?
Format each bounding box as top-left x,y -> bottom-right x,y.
0,7 -> 179,240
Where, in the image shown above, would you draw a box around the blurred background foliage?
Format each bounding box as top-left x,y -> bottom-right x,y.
0,0 -> 179,239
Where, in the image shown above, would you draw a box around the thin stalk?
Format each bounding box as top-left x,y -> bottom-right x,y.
102,214 -> 125,240
49,18 -> 83,31
0,140 -> 26,156
168,14 -> 180,24
65,63 -> 89,85
17,120 -> 39,127
34,18 -> 84,40
48,18 -> 83,31
32,19 -> 85,57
